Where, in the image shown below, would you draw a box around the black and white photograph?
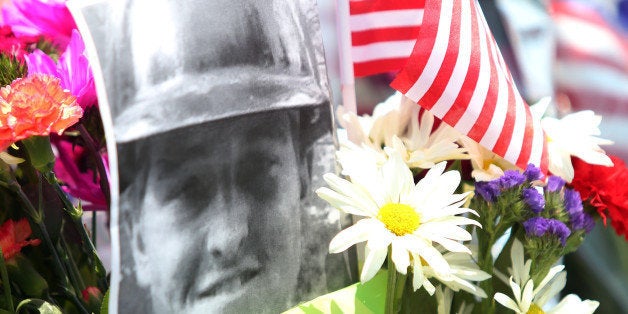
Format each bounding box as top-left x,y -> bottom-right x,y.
69,0 -> 353,312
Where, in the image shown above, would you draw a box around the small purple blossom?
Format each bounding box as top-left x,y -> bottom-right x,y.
564,189 -> 595,232
475,181 -> 501,202
523,187 -> 545,214
546,176 -> 565,192
523,217 -> 571,246
523,164 -> 544,182
498,170 -> 526,190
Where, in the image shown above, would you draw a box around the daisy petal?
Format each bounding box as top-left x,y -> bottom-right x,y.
361,244 -> 388,283
329,219 -> 377,253
495,293 -> 521,313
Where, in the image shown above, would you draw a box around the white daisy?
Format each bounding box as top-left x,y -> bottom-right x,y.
421,249 -> 491,297
494,240 -> 599,314
541,110 -> 613,183
459,136 -> 517,182
316,151 -> 481,293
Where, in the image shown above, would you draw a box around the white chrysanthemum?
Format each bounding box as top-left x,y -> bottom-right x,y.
459,136 -> 517,182
336,92 -> 415,150
337,92 -> 468,170
316,151 -> 481,293
542,110 -> 613,183
421,249 -> 491,296
392,110 -> 469,169
494,240 -> 599,314
0,151 -> 24,165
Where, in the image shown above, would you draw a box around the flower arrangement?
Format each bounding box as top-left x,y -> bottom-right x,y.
0,0 -> 108,313
287,92 -> 627,313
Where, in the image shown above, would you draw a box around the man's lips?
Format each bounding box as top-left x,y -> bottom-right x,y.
194,258 -> 262,301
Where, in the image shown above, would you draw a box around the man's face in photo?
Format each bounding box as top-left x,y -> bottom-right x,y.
131,112 -> 301,313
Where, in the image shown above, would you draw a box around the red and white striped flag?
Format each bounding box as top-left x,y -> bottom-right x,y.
551,0 -> 628,162
350,0 -> 424,77
391,0 -> 549,173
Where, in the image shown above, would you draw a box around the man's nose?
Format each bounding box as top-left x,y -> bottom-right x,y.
204,180 -> 249,261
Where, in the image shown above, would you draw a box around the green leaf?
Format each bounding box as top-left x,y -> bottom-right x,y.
282,271 -> 386,314
100,289 -> 109,314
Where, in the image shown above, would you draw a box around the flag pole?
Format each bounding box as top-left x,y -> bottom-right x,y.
335,0 -> 357,114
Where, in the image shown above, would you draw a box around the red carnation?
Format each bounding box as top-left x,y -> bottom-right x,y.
571,155 -> 628,240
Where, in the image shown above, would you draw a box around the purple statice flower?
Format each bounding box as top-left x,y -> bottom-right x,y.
546,175 -> 566,192
523,163 -> 544,182
475,180 -> 501,203
1,0 -> 76,50
25,29 -> 97,109
523,187 -> 545,214
497,170 -> 526,190
564,188 -> 595,232
524,217 -> 571,246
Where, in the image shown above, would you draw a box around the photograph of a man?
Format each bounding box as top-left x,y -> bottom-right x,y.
70,0 -> 354,312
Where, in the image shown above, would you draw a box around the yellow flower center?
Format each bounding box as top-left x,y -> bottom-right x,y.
377,203 -> 420,236
527,304 -> 545,314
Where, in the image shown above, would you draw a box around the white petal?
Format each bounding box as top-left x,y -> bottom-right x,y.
431,237 -> 472,254
391,239 -> 410,274
547,295 -> 599,314
520,280 -> 534,313
535,271 -> 566,307
416,239 -> 451,275
382,150 -> 414,203
316,187 -> 373,217
412,256 -> 426,291
534,265 -> 565,295
328,219 -> 378,253
495,293 -> 522,313
360,244 -> 388,283
510,278 -> 523,306
423,277 -> 436,295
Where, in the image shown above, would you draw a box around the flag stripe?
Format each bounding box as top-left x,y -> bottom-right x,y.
349,0 -> 425,77
391,0 -> 548,173
404,0 -> 454,100
350,9 -> 423,32
349,0 -> 425,15
353,58 -> 411,77
352,40 -> 417,63
352,26 -> 420,46
420,1 -> 464,109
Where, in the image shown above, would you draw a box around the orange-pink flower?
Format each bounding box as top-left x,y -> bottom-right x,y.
0,74 -> 82,151
0,218 -> 41,260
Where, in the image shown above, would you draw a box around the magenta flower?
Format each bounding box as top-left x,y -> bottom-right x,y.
53,139 -> 108,211
26,29 -> 97,109
1,0 -> 76,50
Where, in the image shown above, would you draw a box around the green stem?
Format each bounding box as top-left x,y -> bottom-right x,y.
91,212 -> 97,248
43,171 -> 107,284
0,248 -> 13,312
10,182 -> 89,314
477,230 -> 495,314
77,123 -> 110,208
59,230 -> 86,297
385,249 -> 406,314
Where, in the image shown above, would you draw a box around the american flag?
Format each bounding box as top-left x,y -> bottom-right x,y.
551,0 -> 628,162
349,0 -> 424,77
390,0 -> 549,173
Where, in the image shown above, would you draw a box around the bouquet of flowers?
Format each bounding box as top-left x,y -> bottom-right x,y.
285,91 -> 627,313
0,0 -> 108,312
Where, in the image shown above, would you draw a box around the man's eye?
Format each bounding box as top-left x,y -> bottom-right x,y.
236,156 -> 279,201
